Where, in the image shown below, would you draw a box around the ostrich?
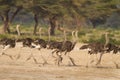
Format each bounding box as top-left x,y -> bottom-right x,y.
80,42 -> 105,66
15,38 -> 33,57
80,32 -> 111,66
15,38 -> 38,63
0,37 -> 45,64
19,37 -> 48,65
25,27 -> 52,65
43,26 -> 78,66
0,38 -> 16,60
46,40 -> 63,65
105,43 -> 120,68
17,38 -> 45,64
80,42 -> 120,68
80,31 -> 120,68
96,32 -> 110,65
31,38 -> 48,64
49,30 -> 78,66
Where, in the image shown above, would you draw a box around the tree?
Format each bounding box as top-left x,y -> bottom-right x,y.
0,0 -> 22,33
78,0 -> 119,28
37,0 -> 66,35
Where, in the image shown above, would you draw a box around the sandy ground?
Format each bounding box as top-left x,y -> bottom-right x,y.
0,43 -> 120,80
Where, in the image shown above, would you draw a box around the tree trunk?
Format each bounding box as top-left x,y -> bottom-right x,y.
2,7 -> 22,34
33,14 -> 38,35
3,20 -> 9,33
49,16 -> 56,36
3,10 -> 10,33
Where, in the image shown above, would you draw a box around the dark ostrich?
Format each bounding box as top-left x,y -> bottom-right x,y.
31,38 -> 48,65
18,38 -> 48,65
0,38 -> 16,59
15,38 -> 39,63
80,42 -> 120,68
80,42 -> 105,65
47,31 -> 78,66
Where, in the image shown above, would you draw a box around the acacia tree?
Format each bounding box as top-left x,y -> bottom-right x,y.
78,0 -> 119,28
37,0 -> 66,35
59,0 -> 119,28
0,0 -> 22,33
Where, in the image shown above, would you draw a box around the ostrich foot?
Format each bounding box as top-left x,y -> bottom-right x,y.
42,61 -> 48,66
68,56 -> 76,66
33,57 -> 38,64
95,61 -> 101,65
2,53 -> 14,60
113,62 -> 119,69
26,56 -> 31,61
90,60 -> 94,63
54,55 -> 63,66
16,54 -> 21,60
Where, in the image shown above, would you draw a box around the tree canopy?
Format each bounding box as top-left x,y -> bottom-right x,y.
0,0 -> 119,35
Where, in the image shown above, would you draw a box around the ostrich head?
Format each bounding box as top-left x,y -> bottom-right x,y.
72,30 -> 78,44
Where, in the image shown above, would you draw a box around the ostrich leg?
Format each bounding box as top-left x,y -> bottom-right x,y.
68,56 -> 76,66
26,53 -> 38,64
67,52 -> 76,66
26,48 -> 38,64
110,54 -> 119,69
39,50 -> 48,65
96,52 -> 104,65
15,47 -> 23,60
55,55 -> 63,66
54,52 -> 63,66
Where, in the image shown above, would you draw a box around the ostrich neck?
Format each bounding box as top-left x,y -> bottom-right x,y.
71,41 -> 77,49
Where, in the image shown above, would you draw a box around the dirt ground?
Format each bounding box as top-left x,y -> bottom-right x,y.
0,43 -> 120,80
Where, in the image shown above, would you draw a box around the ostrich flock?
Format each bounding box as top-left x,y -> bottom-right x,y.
0,27 -> 120,68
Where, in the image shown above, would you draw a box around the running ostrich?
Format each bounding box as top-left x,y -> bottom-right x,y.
80,42 -> 105,66
96,32 -> 110,65
57,30 -> 78,66
15,37 -> 47,64
16,38 -> 39,63
80,32 -> 120,67
0,38 -> 16,59
47,30 -> 78,66
79,33 -> 109,66
0,24 -> 21,58
22,27 -> 52,65
105,43 -> 120,68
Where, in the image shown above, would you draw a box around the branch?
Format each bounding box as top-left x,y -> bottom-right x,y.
10,6 -> 22,23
